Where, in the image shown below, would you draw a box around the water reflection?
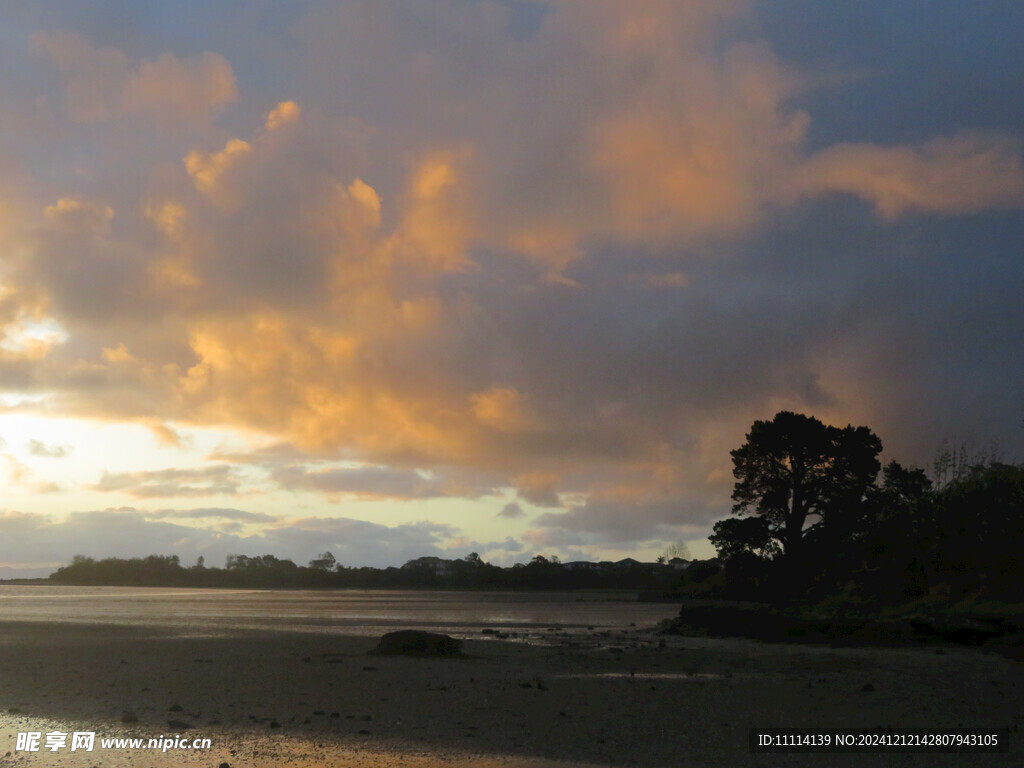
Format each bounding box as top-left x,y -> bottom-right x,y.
0,586 -> 677,639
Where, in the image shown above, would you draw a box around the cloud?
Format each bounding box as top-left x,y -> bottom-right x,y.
512,472 -> 562,507
532,495 -> 713,547
0,509 -> 461,573
498,502 -> 526,519
270,464 -> 449,501
204,442 -> 308,466
185,139 -> 252,201
471,387 -> 540,433
90,466 -> 242,498
146,507 -> 278,524
0,509 -> 255,572
264,100 -> 301,131
27,439 -> 71,458
33,31 -> 236,123
800,134 -> 1024,218
258,517 -> 459,566
1,1 -> 1022,561
2,454 -> 61,493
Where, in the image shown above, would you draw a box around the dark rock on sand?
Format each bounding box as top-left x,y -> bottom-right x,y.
369,629 -> 464,657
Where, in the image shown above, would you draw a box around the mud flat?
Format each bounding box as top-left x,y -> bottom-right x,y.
0,621 -> 1020,766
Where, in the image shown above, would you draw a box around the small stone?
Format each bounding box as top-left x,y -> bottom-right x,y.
861,683 -> 876,692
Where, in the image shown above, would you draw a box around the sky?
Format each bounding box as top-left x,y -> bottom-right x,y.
1,1 -> 1023,578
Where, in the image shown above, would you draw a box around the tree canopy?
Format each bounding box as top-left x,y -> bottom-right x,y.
724,411 -> 882,559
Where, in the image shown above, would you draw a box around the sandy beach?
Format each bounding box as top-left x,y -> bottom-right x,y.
0,620 -> 1020,767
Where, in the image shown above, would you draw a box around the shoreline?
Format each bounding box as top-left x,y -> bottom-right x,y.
1,620 -> 1021,766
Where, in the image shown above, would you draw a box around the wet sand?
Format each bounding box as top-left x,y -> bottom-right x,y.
0,621 -> 1020,766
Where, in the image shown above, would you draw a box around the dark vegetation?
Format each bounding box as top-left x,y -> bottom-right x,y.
48,551 -> 685,591
664,412 -> 1024,649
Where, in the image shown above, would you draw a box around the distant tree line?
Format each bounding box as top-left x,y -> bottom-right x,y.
48,551 -> 688,591
695,411 -> 1024,606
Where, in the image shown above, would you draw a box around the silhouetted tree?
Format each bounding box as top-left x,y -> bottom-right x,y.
309,551 -> 337,570
722,411 -> 882,560
709,516 -> 778,561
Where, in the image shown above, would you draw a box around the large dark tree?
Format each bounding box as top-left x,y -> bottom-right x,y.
722,411 -> 882,560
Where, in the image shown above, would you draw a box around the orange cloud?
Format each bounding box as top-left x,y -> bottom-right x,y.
512,471 -> 562,507
265,100 -> 301,131
9,1 -> 1024,526
34,32 -> 236,123
43,198 -> 114,232
185,138 -> 252,201
471,387 -> 541,434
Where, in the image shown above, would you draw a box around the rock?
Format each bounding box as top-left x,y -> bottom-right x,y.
861,683 -> 876,692
369,630 -> 464,658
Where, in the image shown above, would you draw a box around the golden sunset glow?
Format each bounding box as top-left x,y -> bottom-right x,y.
0,2 -> 1022,576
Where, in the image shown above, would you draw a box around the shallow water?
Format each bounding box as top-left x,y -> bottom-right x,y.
0,586 -> 677,639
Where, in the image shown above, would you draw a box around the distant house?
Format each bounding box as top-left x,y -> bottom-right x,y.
613,557 -> 643,570
667,557 -> 691,570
